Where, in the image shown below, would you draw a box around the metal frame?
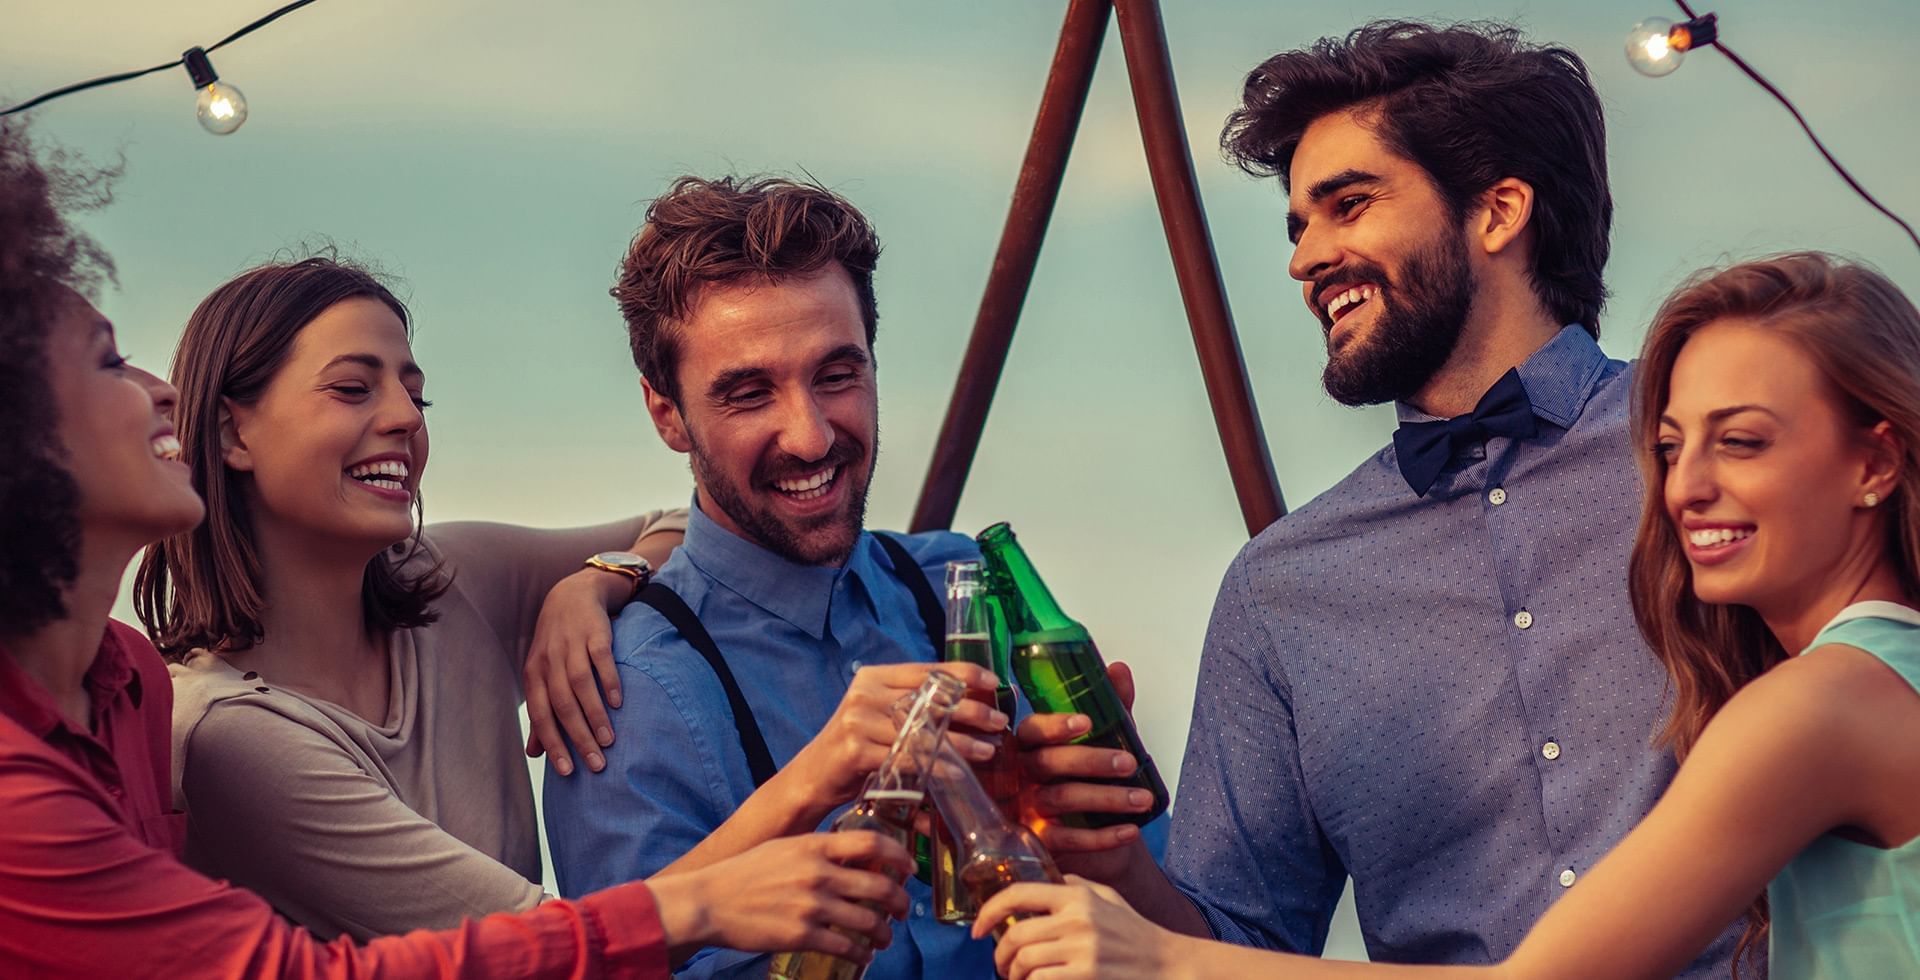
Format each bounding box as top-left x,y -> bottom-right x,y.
908,0 -> 1286,538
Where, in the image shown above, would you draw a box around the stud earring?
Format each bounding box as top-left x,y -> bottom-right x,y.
1865,492 -> 1881,507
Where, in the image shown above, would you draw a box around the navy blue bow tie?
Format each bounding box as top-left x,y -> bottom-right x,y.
1392,369 -> 1537,497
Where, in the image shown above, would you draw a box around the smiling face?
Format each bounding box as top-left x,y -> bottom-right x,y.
45,290 -> 205,547
644,265 -> 877,567
1658,317 -> 1893,616
1285,109 -> 1477,406
222,296 -> 429,557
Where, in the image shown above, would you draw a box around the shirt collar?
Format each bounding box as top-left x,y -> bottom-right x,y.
1394,324 -> 1608,429
0,625 -> 140,741
681,499 -> 885,640
1809,600 -> 1920,652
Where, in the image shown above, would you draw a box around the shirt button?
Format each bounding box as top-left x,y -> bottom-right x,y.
1558,868 -> 1577,887
1488,487 -> 1508,506
1542,741 -> 1562,761
850,659 -> 865,672
1513,610 -> 1534,630
912,901 -> 926,917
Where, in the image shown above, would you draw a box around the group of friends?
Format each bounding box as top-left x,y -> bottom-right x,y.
2,18 -> 1916,980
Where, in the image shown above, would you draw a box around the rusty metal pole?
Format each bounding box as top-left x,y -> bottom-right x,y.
909,0 -> 1113,533
1112,0 -> 1286,533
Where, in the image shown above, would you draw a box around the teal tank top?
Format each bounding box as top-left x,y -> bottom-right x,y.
1767,608 -> 1920,979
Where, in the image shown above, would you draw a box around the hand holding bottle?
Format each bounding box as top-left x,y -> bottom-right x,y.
780,662 -> 1007,823
971,875 -> 1190,980
1015,659 -> 1159,882
649,830 -> 914,964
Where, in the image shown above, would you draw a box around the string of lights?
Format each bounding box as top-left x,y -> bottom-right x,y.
0,0 -> 319,135
1629,1 -> 1920,253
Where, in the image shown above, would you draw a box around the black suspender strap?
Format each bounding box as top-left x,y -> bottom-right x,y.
872,533 -> 946,658
634,581 -> 780,788
634,534 -> 948,790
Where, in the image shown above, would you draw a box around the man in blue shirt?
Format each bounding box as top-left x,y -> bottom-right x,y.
543,176 -> 1004,977
1010,22 -> 1750,976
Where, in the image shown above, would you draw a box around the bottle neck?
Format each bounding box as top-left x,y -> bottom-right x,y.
978,529 -> 1080,638
923,738 -> 1021,855
864,672 -> 963,797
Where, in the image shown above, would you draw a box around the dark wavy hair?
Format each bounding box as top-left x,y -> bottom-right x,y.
0,119 -> 117,634
1223,20 -> 1612,335
135,256 -> 446,658
612,175 -> 882,404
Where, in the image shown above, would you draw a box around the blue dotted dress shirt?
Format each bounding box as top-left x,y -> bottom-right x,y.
542,505 -> 996,978
1165,326 -> 1746,974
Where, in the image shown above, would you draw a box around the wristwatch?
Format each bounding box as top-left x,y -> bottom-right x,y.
584,551 -> 652,601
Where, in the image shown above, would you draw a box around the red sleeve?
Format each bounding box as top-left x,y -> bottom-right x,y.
0,744 -> 669,979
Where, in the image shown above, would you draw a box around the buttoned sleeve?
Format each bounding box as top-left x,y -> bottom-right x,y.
1163,550 -> 1347,953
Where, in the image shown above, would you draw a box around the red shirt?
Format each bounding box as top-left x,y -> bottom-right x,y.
0,621 -> 669,979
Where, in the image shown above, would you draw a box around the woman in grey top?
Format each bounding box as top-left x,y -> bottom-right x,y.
137,256 -> 684,941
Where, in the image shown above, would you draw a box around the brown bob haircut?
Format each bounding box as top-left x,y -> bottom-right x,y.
1222,20 -> 1612,335
1628,252 -> 1920,974
135,256 -> 445,658
611,175 -> 881,404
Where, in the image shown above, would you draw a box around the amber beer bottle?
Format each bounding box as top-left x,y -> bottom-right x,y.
931,561 -> 1022,924
975,522 -> 1169,828
767,672 -> 964,980
923,736 -> 1063,940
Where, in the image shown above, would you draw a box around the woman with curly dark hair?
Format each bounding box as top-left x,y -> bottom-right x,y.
0,119 -> 911,978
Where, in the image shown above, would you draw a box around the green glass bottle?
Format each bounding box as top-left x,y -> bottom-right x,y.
975,522 -> 1169,829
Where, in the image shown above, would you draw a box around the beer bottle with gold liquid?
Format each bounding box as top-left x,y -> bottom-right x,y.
931,560 -> 1022,924
976,522 -> 1169,828
767,671 -> 965,980
924,734 -> 1062,940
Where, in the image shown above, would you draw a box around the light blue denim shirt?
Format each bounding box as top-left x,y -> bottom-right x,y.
543,504 -> 995,978
1165,326 -> 1745,974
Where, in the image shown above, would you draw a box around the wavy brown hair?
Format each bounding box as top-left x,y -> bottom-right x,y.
0,119 -> 116,633
612,174 -> 881,404
1628,251 -> 1920,975
135,256 -> 446,658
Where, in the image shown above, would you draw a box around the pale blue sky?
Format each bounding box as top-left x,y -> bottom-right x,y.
7,0 -> 1917,960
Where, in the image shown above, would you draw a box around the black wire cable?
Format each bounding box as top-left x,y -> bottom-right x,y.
0,0 -> 320,117
1671,0 -> 1920,253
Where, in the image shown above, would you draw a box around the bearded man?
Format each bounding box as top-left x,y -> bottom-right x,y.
543,176 -> 1004,979
1011,21 -> 1750,975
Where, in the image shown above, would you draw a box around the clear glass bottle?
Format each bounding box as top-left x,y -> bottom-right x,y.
932,560 -> 1022,924
925,733 -> 1062,940
767,671 -> 965,980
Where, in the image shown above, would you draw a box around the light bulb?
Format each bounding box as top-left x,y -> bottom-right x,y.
195,81 -> 248,135
181,46 -> 247,136
1626,18 -> 1684,76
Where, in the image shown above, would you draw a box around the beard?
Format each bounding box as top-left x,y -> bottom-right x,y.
1320,228 -> 1476,407
689,429 -> 875,567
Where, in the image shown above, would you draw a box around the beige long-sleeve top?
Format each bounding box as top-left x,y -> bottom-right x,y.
168,512 -> 686,941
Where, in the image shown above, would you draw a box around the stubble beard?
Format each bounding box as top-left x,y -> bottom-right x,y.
1321,228 -> 1477,407
689,432 -> 876,567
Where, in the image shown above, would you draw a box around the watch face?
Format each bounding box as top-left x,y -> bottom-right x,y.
593,551 -> 648,571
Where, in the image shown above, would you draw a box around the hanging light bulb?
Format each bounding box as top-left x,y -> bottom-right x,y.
182,46 -> 248,135
1626,13 -> 1720,77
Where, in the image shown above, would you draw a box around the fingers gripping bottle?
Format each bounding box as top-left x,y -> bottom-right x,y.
767,671 -> 965,980
975,522 -> 1169,829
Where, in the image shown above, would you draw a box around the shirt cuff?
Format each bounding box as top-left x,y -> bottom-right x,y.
578,881 -> 671,976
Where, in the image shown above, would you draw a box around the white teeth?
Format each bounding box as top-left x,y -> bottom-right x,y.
151,435 -> 182,461
347,459 -> 409,480
1326,284 -> 1377,320
1688,527 -> 1753,547
775,467 -> 837,499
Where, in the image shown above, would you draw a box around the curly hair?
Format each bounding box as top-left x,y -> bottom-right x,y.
612,175 -> 882,404
1222,20 -> 1612,335
0,119 -> 118,633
